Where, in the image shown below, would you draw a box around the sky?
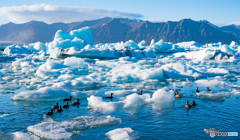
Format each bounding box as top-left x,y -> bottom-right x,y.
0,0 -> 239,26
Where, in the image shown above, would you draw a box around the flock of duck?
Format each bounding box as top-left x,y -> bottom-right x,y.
46,97 -> 80,115
46,87 -> 210,115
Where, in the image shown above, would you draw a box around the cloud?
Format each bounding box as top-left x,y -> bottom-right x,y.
226,22 -> 240,26
0,4 -> 143,24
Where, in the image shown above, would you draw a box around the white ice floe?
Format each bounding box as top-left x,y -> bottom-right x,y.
63,57 -> 88,68
24,42 -> 47,52
27,116 -> 121,139
53,73 -> 107,89
4,44 -> 32,55
88,88 -> 174,112
105,128 -> 140,140
175,41 -> 202,50
203,128 -> 220,134
107,64 -> 165,82
173,49 -> 216,60
161,63 -> 206,79
0,132 -> 39,140
0,114 -> 9,117
11,87 -> 94,101
195,79 -> 234,88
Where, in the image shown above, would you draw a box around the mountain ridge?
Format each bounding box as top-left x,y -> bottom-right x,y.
0,17 -> 239,45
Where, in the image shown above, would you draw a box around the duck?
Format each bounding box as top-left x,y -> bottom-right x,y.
185,100 -> 191,108
175,90 -> 181,98
46,109 -> 54,115
63,96 -> 72,101
206,87 -> 211,91
63,102 -> 69,108
52,103 -> 59,109
174,89 -> 178,95
190,101 -> 196,106
106,93 -> 114,99
139,90 -> 143,95
71,98 -> 80,106
56,106 -> 63,112
195,87 -> 200,93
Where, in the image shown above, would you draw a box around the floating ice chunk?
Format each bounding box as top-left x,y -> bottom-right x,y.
147,89 -> 175,103
175,41 -> 202,50
138,40 -> 145,48
25,42 -> 47,52
221,45 -> 235,53
4,44 -> 32,55
63,57 -> 88,68
108,64 -> 165,82
0,131 -> 39,140
174,49 -> 215,60
119,57 -> 138,62
150,39 -> 155,46
38,59 -> 67,70
106,128 -> 140,140
195,79 -> 232,87
88,88 -> 174,112
0,114 -> 9,117
27,116 -> 121,139
206,68 -> 229,75
150,39 -> 185,52
203,128 -> 220,134
11,87 -> 94,101
196,91 -> 232,99
48,27 -> 93,49
124,40 -> 140,50
162,63 -> 206,79
36,59 -> 68,77
137,60 -> 155,65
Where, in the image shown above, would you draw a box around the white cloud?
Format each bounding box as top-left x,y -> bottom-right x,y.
226,22 -> 240,26
0,4 -> 143,24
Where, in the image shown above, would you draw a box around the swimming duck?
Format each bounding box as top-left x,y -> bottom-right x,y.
56,106 -> 63,112
106,93 -> 114,99
175,90 -> 181,98
174,89 -> 178,95
46,109 -> 54,115
185,100 -> 191,108
195,87 -> 200,93
63,96 -> 72,101
71,98 -> 80,106
63,102 -> 69,108
139,90 -> 143,95
52,103 -> 59,109
206,87 -> 211,91
190,101 -> 196,106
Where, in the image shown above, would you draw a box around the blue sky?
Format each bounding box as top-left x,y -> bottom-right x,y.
0,0 -> 239,26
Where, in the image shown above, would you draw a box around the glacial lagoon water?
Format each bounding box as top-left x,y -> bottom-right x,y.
0,52 -> 240,140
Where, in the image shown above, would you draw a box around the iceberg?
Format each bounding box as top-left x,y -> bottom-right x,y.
63,57 -> 88,68
0,131 -> 39,140
105,128 -> 141,140
88,88 -> 174,112
4,44 -> 32,55
27,116 -> 121,139
47,27 -> 93,49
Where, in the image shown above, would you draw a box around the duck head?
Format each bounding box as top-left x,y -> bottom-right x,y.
59,106 -> 61,109
56,103 -> 58,106
77,98 -> 80,102
66,102 -> 68,105
186,100 -> 189,105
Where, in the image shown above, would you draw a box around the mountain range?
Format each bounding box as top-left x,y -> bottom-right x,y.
0,17 -> 239,46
